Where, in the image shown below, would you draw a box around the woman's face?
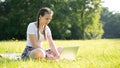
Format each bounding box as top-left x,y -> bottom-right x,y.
39,13 -> 52,26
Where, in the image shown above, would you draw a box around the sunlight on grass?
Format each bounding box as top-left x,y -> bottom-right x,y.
0,39 -> 120,68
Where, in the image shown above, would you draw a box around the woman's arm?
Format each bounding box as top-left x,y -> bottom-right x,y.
47,36 -> 60,59
45,26 -> 60,59
27,23 -> 42,48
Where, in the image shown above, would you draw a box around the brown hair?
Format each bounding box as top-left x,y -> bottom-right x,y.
37,7 -> 53,40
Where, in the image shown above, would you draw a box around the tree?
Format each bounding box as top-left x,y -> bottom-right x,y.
0,0 -> 104,40
101,8 -> 120,38
68,0 -> 104,39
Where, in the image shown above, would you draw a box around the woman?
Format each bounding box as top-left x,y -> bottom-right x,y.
21,7 -> 61,60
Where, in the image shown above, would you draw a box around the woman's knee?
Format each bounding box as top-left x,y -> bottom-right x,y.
29,48 -> 46,59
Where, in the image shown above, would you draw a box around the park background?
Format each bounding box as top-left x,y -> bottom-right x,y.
0,0 -> 120,40
0,0 -> 120,68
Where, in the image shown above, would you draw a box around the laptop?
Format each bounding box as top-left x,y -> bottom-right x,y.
60,46 -> 79,60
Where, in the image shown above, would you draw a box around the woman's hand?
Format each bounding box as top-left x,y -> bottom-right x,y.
54,53 -> 60,59
45,51 -> 60,60
46,53 -> 54,60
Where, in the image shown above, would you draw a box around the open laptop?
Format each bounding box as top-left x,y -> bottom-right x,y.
60,46 -> 79,60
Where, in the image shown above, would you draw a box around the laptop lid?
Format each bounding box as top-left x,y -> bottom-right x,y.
60,46 -> 79,60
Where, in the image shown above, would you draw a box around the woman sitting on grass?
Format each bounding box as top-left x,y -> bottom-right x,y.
21,7 -> 62,60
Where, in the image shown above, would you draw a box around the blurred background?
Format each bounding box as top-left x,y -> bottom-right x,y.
0,0 -> 120,40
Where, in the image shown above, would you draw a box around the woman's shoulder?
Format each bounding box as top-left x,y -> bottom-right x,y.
45,25 -> 51,36
28,22 -> 36,28
27,22 -> 37,34
45,25 -> 50,30
28,22 -> 36,26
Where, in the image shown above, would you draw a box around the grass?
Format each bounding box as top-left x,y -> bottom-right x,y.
0,39 -> 120,68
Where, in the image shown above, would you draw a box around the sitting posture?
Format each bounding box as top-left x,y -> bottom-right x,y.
21,7 -> 62,60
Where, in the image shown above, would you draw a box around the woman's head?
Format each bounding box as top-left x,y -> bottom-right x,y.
37,7 -> 53,26
37,7 -> 53,40
38,7 -> 53,17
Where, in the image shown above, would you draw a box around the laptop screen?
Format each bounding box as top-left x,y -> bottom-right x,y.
60,46 -> 79,60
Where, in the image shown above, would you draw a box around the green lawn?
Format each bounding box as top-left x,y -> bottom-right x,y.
0,39 -> 120,68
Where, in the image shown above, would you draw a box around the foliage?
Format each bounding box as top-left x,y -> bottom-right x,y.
0,0 -> 103,40
82,0 -> 104,39
101,8 -> 120,38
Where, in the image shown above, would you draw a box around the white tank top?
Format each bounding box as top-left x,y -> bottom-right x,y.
26,22 -> 51,47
